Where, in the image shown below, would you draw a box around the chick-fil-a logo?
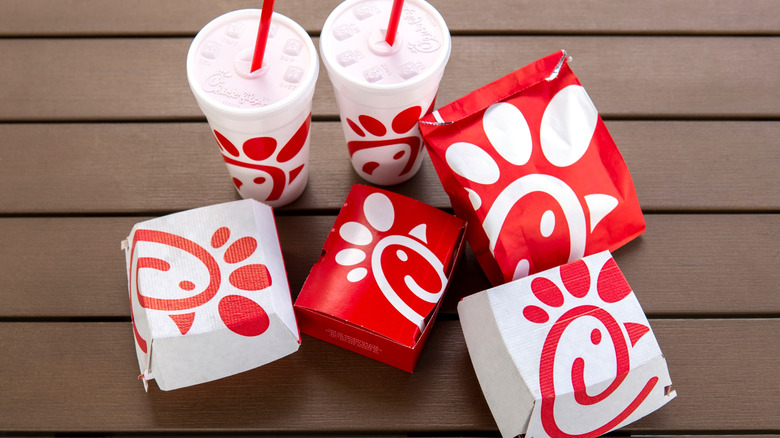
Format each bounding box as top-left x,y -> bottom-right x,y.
128,226 -> 274,354
202,69 -> 268,106
402,8 -> 442,53
440,79 -> 643,282
335,191 -> 449,329
522,256 -> 658,438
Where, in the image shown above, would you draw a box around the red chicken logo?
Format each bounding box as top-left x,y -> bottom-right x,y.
441,84 -> 641,281
128,226 -> 273,353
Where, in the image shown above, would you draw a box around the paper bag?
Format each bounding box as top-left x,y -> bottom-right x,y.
419,50 -> 645,285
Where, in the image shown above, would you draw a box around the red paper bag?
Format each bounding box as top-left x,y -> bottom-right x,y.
294,184 -> 466,372
419,50 -> 644,286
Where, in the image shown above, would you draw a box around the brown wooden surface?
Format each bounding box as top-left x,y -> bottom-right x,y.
1,214 -> 778,318
1,121 -> 778,214
2,37 -> 779,121
1,320 -> 778,432
1,0 -> 778,36
0,0 -> 778,436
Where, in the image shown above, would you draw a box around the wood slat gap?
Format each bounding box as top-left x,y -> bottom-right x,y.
4,30 -> 780,39
0,208 -> 345,219
2,209 -> 778,220
641,209 -> 780,215
2,0 -> 779,38
630,433 -> 780,437
4,116 -> 780,125
0,314 -> 777,324
632,434 -> 780,437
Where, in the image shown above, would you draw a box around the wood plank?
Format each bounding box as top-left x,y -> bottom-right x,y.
1,37 -> 779,121
1,0 -> 778,36
0,319 -> 777,432
1,214 -> 777,318
1,121 -> 778,214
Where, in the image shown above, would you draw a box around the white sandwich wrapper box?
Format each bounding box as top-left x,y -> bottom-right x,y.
122,199 -> 300,391
458,251 -> 675,438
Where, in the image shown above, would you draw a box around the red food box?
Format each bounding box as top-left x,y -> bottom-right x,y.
294,184 -> 467,372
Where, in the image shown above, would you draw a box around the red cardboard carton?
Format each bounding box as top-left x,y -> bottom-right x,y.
294,185 -> 467,372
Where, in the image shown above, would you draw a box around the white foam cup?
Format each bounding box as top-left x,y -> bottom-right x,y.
320,0 -> 451,185
187,9 -> 318,207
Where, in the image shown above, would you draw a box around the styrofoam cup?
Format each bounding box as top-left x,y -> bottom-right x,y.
320,0 -> 451,186
187,9 -> 318,207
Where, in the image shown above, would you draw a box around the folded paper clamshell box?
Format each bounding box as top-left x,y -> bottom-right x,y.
458,251 -> 675,438
295,184 -> 467,372
419,50 -> 645,286
123,199 -> 300,391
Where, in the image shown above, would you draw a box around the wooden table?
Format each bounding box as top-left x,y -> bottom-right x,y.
1,0 -> 778,435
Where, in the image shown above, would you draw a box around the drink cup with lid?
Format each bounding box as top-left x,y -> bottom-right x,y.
187,9 -> 318,207
320,0 -> 451,186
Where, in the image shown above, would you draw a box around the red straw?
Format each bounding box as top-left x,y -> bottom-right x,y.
251,0 -> 276,73
384,0 -> 404,46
